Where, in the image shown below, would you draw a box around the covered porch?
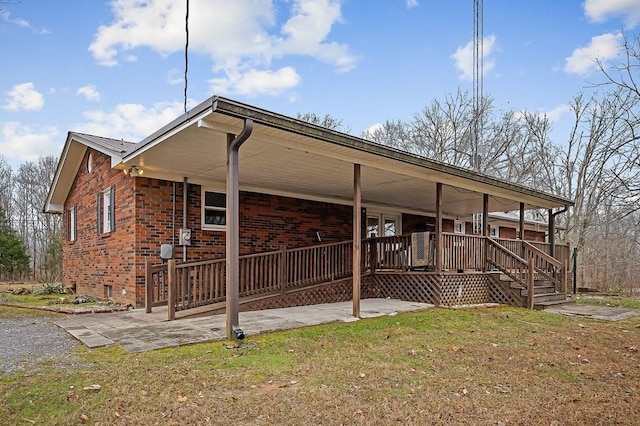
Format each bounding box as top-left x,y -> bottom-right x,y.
124,97 -> 573,338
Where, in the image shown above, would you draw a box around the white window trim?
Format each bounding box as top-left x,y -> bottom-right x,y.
202,189 -> 227,231
68,206 -> 77,241
489,225 -> 499,238
366,211 -> 401,238
97,186 -> 115,234
102,188 -> 112,233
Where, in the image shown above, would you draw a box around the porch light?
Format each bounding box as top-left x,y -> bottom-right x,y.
123,165 -> 143,176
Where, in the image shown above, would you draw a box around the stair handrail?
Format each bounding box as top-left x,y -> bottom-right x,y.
522,241 -> 563,292
486,237 -> 530,287
522,241 -> 562,269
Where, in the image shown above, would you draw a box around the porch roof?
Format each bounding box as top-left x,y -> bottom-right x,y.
48,96 -> 574,216
125,97 -> 573,215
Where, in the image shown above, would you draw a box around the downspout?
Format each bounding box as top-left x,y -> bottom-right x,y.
549,205 -> 569,259
226,119 -> 254,340
172,182 -> 176,258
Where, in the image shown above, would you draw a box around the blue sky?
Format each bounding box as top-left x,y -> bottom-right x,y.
1,0 -> 638,168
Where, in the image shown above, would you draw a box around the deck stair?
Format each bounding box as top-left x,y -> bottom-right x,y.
486,238 -> 570,309
493,273 -> 569,308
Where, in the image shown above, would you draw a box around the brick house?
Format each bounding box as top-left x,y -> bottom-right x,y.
45,96 -> 572,312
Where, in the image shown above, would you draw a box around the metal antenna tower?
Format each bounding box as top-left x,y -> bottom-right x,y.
472,0 -> 483,171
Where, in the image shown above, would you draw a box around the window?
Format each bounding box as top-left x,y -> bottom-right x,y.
104,285 -> 113,298
97,186 -> 115,234
489,225 -> 499,238
367,216 -> 379,238
202,191 -> 226,229
67,206 -> 77,241
384,217 -> 397,236
453,220 -> 465,234
367,213 -> 400,238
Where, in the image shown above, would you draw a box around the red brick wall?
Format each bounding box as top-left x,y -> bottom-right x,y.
63,149 -> 136,305
131,180 -> 353,306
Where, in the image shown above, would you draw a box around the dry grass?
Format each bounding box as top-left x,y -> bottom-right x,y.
1,303 -> 639,425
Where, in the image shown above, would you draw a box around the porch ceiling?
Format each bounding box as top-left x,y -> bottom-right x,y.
122,99 -> 571,217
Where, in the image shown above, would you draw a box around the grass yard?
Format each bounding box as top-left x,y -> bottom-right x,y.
1,301 -> 639,425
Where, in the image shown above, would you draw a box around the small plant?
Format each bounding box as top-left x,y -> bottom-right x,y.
33,282 -> 67,295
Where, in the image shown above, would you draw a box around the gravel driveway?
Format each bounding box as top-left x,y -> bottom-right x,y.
0,315 -> 80,375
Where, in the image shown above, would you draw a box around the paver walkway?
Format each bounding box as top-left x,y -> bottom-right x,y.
544,303 -> 638,321
55,299 -> 433,353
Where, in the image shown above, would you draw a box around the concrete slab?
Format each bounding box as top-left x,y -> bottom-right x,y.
55,299 -> 433,353
544,303 -> 639,321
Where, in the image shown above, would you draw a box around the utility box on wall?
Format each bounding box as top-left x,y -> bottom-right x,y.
179,228 -> 192,246
160,244 -> 173,259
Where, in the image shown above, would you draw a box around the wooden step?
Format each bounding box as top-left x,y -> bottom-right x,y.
531,292 -> 567,304
509,282 -> 556,295
519,286 -> 556,296
534,298 -> 575,310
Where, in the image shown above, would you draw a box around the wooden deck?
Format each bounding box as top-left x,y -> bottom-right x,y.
145,234 -> 571,319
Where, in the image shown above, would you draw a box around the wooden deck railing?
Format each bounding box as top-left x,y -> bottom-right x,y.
363,235 -> 411,271
145,260 -> 170,313
145,235 -> 570,317
442,233 -> 486,271
146,241 -> 354,319
286,241 -> 353,288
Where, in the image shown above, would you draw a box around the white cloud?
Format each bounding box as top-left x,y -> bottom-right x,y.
540,104 -> 571,123
1,10 -> 29,27
364,123 -> 383,136
584,0 -> 640,27
211,67 -> 301,96
89,0 -> 356,95
2,82 -> 45,111
74,101 -> 193,142
451,35 -> 497,81
406,0 -> 419,8
166,69 -> 184,85
76,85 -> 101,102
564,32 -> 622,75
0,122 -> 61,163
1,10 -> 50,33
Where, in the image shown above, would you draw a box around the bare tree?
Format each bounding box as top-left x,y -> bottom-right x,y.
12,156 -> 60,281
297,112 -> 351,133
0,155 -> 12,216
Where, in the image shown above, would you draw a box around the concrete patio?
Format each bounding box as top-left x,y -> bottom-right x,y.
55,298 -> 434,353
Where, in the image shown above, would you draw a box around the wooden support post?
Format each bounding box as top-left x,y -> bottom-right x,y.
563,259 -> 568,295
519,202 -> 525,240
145,258 -> 152,313
527,257 -> 535,310
482,193 -> 489,272
168,259 -> 176,321
353,164 -> 361,318
548,208 -> 556,259
435,183 -> 443,272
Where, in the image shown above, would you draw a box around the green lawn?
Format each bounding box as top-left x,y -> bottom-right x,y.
1,299 -> 639,425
